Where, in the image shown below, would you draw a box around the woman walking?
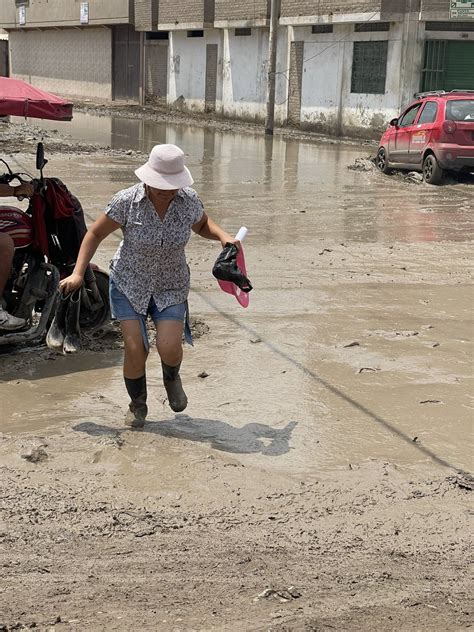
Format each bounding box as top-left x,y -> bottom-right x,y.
60,144 -> 238,427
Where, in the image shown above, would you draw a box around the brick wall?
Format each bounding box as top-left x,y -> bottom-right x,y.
214,0 -> 270,22
159,0 -> 214,25
205,43 -> 218,111
281,0 -> 382,18
280,0 -> 426,19
288,40 -> 303,123
421,0 -> 449,11
420,0 -> 450,19
9,28 -> 112,99
135,0 -> 158,31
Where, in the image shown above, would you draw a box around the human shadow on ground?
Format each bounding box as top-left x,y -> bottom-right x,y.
74,417 -> 297,457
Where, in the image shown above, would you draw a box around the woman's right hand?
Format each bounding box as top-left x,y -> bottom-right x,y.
59,272 -> 83,295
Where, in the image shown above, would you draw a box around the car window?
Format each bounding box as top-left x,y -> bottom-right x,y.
398,104 -> 422,127
418,101 -> 438,124
446,99 -> 474,121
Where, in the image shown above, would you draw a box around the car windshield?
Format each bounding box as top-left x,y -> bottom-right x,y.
445,99 -> 474,121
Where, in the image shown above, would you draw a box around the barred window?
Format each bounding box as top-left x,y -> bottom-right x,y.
146,31 -> 169,40
355,22 -> 390,32
312,25 -> 333,34
351,41 -> 388,94
426,21 -> 474,32
235,28 -> 251,36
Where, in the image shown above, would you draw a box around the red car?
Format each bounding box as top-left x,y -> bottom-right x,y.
376,90 -> 474,184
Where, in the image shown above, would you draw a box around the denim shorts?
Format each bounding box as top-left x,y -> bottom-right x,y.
109,277 -> 193,351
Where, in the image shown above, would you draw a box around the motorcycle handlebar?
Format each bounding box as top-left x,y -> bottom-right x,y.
0,172 -> 41,200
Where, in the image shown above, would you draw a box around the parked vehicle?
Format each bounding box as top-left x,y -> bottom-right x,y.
0,143 -> 110,347
376,90 -> 474,184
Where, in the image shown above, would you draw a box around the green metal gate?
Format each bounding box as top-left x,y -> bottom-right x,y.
421,40 -> 474,91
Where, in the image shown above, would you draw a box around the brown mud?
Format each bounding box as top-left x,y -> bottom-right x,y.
0,114 -> 473,630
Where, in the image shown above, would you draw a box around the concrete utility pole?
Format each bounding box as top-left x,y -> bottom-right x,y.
265,0 -> 281,135
139,32 -> 146,106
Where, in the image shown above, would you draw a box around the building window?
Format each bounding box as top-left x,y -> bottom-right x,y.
417,101 -> 438,124
146,32 -> 169,40
312,25 -> 333,34
351,41 -> 388,94
187,30 -> 204,38
355,22 -> 390,32
235,28 -> 251,36
426,21 -> 474,31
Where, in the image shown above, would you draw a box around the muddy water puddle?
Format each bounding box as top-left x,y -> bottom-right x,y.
1,114 -> 473,476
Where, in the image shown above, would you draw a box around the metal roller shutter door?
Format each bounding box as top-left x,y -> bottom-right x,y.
422,40 -> 474,91
443,41 -> 474,90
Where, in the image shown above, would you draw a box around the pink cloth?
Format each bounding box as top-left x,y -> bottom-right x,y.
218,246 -> 250,308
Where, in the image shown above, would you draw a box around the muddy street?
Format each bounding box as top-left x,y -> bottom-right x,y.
0,113 -> 473,631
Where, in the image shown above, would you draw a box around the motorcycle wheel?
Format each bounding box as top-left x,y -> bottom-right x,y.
79,270 -> 110,333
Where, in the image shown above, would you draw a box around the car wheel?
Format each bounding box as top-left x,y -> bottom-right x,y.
376,147 -> 392,174
423,154 -> 444,185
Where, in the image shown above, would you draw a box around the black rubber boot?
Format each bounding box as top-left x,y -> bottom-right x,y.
124,375 -> 148,428
63,289 -> 81,354
162,361 -> 187,412
46,292 -> 70,351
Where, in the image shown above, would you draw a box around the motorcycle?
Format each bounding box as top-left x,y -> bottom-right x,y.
0,142 -> 110,348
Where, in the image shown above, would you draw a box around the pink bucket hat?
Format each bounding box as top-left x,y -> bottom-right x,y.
135,144 -> 194,190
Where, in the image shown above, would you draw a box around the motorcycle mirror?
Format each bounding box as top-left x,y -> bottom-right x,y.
36,142 -> 47,171
0,158 -> 13,175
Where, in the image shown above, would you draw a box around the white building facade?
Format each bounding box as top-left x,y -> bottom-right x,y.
1,0 -> 474,138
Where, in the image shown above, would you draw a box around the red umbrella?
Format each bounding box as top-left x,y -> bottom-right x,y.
0,77 -> 73,121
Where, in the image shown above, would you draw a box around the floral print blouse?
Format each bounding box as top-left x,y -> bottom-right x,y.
105,183 -> 204,314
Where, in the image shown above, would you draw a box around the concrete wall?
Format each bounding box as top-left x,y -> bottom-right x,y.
221,27 -> 269,122
4,0 -> 132,28
167,30 -> 222,111
9,28 -> 112,99
165,24 -> 288,124
0,4 -> 16,29
293,23 -> 404,138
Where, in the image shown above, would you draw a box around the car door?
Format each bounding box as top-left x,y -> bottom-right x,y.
391,103 -> 423,164
409,101 -> 439,166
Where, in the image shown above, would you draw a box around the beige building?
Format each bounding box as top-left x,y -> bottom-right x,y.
0,0 -> 138,100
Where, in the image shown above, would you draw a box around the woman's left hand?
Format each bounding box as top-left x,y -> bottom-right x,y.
220,235 -> 241,250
